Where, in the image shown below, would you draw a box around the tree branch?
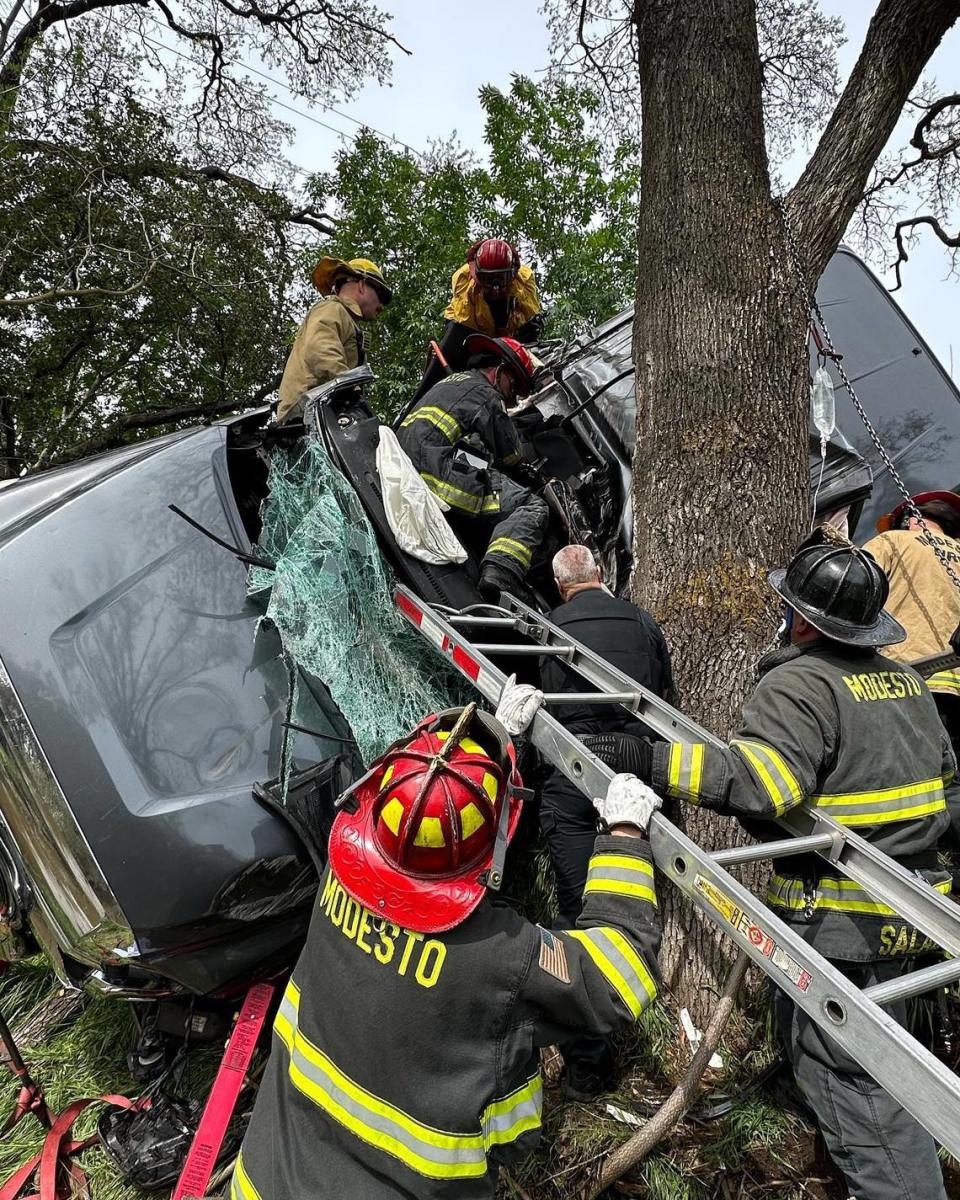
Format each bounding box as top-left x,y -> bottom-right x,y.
890,214 -> 960,290
788,0 -> 959,282
0,258 -> 157,306
864,91 -> 960,197
0,0 -> 146,130
42,374 -> 281,467
584,953 -> 750,1199
10,137 -> 336,233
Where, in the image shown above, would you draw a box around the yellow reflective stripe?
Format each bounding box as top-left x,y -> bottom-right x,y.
400,406 -> 462,442
689,744 -> 704,798
663,743 -> 704,802
589,853 -> 655,879
565,927 -> 656,1018
584,853 -> 657,905
421,473 -> 486,514
815,777 -> 945,806
768,874 -> 952,917
231,1152 -> 261,1200
275,981 -> 487,1179
928,668 -> 960,695
584,878 -> 657,903
487,537 -> 532,568
480,1074 -> 542,1147
826,798 -> 946,827
667,744 -> 683,791
731,739 -> 802,815
812,777 -> 945,825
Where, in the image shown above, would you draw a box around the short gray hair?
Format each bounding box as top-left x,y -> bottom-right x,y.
553,544 -> 600,587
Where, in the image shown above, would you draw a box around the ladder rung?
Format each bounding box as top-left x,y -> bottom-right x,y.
472,644 -> 575,657
712,833 -> 837,866
448,615 -> 521,628
863,958 -> 960,1006
393,583 -> 960,1157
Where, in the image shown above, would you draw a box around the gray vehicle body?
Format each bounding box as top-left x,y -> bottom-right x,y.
0,246 -> 956,998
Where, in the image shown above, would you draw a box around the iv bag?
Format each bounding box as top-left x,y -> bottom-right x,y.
811,366 -> 835,440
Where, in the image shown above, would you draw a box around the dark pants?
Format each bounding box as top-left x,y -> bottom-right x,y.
443,469 -> 549,581
410,321 -> 472,403
773,960 -> 946,1200
539,766 -> 614,1080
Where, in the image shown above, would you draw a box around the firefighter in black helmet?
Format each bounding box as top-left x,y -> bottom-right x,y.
628,542 -> 954,1200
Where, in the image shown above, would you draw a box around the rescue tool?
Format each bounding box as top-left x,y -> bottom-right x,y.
394,584 -> 960,1159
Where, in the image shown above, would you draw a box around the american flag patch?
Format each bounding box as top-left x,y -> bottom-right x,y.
538,927 -> 570,984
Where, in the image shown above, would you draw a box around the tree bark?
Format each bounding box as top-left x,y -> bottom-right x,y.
630,0 -> 809,1020
628,0 -> 960,1020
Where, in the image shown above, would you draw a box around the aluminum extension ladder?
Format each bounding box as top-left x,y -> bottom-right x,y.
393,584 -> 960,1157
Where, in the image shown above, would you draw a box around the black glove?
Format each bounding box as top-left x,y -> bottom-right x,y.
515,312 -> 546,344
581,733 -> 653,782
951,622 -> 960,656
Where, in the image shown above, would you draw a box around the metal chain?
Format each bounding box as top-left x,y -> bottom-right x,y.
776,195 -> 960,597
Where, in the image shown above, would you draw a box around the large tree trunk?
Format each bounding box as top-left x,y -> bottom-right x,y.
630,0 -> 810,1020
629,0 -> 960,1020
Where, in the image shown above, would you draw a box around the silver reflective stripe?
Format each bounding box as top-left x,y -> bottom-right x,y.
731,739 -> 802,815
565,927 -> 657,1018
274,982 -> 488,1179
584,854 -> 657,905
481,1074 -> 542,1146
812,779 -> 945,825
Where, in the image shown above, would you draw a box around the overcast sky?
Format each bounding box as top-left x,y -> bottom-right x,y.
279,1 -> 958,376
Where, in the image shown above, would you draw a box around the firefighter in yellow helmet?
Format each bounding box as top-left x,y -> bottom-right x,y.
277,256 -> 392,425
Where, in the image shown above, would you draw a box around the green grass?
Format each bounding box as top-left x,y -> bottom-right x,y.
0,958 -> 223,1200
0,961 -> 143,1200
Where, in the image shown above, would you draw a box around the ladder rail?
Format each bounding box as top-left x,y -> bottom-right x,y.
496,592 -> 960,959
394,586 -> 960,1156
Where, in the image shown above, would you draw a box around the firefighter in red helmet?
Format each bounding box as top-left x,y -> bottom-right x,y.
398,333 -> 549,602
411,238 -> 543,402
232,681 -> 663,1200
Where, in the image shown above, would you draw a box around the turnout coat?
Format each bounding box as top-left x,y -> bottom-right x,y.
232,835 -> 661,1200
651,644 -> 955,961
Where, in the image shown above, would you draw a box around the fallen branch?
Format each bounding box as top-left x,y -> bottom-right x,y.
583,951 -> 749,1199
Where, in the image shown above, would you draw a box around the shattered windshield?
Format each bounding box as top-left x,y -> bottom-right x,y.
248,439 -> 464,771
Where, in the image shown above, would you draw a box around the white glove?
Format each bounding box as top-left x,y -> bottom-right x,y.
593,773 -> 663,833
494,673 -> 544,737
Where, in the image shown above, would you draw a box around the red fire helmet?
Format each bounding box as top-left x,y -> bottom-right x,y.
466,238 -> 520,290
464,333 -> 536,397
328,706 -> 525,933
875,489 -> 960,533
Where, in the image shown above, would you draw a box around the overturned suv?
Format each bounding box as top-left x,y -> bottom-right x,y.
0,246 -> 955,1000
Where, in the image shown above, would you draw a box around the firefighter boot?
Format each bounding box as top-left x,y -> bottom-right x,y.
479,560 -> 524,604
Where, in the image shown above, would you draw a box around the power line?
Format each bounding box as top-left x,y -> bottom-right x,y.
116,8 -> 427,163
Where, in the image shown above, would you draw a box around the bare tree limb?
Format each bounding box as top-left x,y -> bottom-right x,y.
0,0 -> 147,129
0,0 -> 31,58
42,374 -> 281,467
864,92 -> 960,197
0,258 -> 157,306
788,0 -> 959,282
583,953 -> 750,1199
890,214 -> 960,290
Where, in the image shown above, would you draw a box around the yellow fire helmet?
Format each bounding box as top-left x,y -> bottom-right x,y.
311,256 -> 392,304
